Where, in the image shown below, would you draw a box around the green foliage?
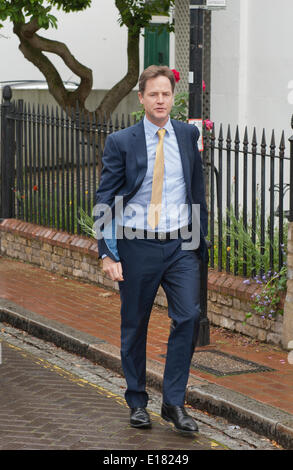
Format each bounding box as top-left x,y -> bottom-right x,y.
0,0 -> 174,35
51,0 -> 91,12
171,92 -> 189,122
131,105 -> 145,123
248,264 -> 287,321
132,92 -> 189,123
0,0 -> 91,29
210,202 -> 288,321
116,0 -> 175,35
211,202 -> 288,277
78,207 -> 96,238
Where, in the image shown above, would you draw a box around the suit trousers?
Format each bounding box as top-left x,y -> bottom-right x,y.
117,234 -> 201,408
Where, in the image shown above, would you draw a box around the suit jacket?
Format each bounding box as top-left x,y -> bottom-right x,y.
95,118 -> 209,263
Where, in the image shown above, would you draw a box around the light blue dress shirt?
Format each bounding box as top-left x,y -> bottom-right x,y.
102,116 -> 191,260
123,116 -> 190,231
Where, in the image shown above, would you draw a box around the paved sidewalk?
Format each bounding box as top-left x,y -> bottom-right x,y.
0,340 -> 217,450
1,255 -> 293,449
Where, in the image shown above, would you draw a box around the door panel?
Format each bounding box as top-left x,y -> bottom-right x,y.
144,24 -> 170,68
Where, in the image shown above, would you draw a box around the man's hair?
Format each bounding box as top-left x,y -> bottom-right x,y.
138,65 -> 176,95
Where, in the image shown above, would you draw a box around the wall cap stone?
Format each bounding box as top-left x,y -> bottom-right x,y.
0,218 -> 98,256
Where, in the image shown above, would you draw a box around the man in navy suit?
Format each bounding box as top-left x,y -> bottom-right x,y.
95,65 -> 208,434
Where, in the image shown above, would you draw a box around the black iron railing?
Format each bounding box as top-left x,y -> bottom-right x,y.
1,86 -> 292,280
0,88 -> 133,235
202,123 -> 291,279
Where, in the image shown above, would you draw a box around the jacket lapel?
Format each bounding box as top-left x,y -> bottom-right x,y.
123,120 -> 148,204
132,120 -> 148,173
171,120 -> 192,199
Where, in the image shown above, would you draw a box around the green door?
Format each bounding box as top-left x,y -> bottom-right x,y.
144,24 -> 170,68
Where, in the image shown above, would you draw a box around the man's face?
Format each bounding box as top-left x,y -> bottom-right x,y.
138,75 -> 174,127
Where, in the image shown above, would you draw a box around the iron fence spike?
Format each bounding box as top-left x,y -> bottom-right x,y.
235,125 -> 240,145
280,130 -> 285,151
218,123 -> 223,140
243,126 -> 248,144
115,114 -> 119,131
270,129 -> 276,148
252,127 -> 257,145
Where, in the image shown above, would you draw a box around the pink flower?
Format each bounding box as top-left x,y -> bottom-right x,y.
203,80 -> 206,92
171,69 -> 180,83
204,119 -> 213,131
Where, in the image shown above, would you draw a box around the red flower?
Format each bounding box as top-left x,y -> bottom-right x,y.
203,80 -> 206,92
204,119 -> 213,131
171,69 -> 180,83
33,185 -> 38,191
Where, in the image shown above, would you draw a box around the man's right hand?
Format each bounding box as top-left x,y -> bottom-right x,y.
102,256 -> 124,282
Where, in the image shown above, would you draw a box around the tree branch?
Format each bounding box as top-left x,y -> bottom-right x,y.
20,17 -> 41,37
96,24 -> 140,117
13,21 -> 93,110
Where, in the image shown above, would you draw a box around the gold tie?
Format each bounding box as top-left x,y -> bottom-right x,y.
147,128 -> 166,229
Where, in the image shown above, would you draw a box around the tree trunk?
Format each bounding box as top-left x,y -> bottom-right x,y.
13,20 -> 93,113
13,19 -> 140,119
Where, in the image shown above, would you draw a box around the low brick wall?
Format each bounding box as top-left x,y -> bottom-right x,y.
207,270 -> 284,345
0,219 -> 168,308
282,222 -> 293,349
0,218 -> 286,346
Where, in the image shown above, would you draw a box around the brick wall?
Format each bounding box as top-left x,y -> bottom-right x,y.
207,270 -> 284,345
0,219 -> 168,308
282,222 -> 293,349
0,218 -> 286,346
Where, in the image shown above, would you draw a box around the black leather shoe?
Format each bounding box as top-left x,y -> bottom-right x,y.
130,407 -> 151,428
161,403 -> 198,434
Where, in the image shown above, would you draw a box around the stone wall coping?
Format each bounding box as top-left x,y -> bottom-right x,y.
0,218 -> 98,256
208,268 -> 285,307
208,269 -> 260,303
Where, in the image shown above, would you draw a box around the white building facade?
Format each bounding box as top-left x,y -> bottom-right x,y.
0,0 -> 292,139
211,0 -> 293,141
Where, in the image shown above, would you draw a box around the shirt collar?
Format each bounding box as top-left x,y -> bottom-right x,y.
143,115 -> 172,138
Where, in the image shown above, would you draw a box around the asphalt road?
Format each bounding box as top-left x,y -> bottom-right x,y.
0,322 -> 282,457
